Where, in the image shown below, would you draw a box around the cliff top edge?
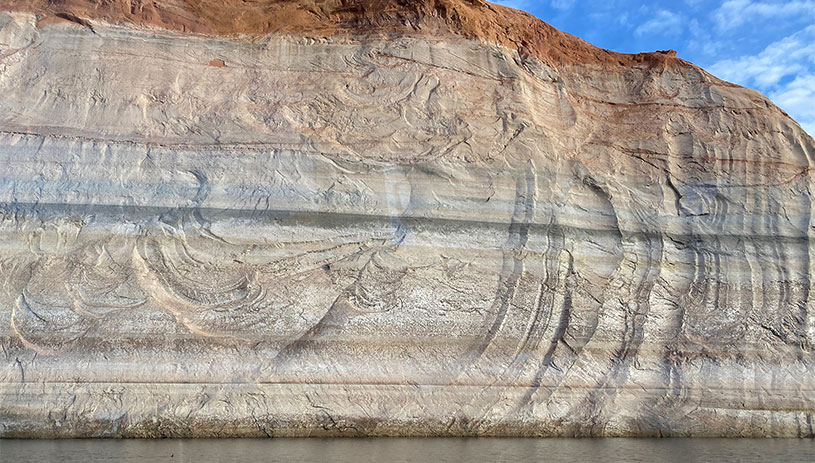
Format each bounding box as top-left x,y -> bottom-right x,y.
0,0 -> 687,69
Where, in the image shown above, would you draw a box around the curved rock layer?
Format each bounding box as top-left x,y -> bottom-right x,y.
0,1 -> 814,437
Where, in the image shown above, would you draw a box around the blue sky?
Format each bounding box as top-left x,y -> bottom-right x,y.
493,0 -> 815,135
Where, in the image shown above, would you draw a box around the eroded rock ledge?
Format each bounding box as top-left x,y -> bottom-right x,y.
0,1 -> 814,437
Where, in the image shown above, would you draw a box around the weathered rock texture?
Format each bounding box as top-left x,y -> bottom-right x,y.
1,0 -> 814,437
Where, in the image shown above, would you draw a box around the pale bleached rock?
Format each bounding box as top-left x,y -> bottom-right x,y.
0,5 -> 814,437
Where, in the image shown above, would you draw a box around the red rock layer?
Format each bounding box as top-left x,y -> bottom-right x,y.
2,0 -> 686,70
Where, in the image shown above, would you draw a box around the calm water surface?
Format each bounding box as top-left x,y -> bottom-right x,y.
1,438 -> 813,462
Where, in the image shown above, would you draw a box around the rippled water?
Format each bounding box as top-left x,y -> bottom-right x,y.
1,439 -> 813,463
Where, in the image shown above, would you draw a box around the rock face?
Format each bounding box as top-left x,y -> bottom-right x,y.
1,0 -> 814,438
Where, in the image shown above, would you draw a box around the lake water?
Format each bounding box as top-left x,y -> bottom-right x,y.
0,438 -> 813,462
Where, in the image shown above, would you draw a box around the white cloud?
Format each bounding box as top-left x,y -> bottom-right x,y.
709,26 -> 815,136
686,19 -> 726,57
769,74 -> 815,135
714,0 -> 815,31
707,25 -> 815,88
635,9 -> 684,37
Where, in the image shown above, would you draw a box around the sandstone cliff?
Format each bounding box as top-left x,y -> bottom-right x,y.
0,0 -> 814,437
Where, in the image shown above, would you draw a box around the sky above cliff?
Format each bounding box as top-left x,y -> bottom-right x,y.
495,0 -> 815,135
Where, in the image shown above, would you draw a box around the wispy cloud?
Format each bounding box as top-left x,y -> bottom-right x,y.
709,25 -> 815,135
708,25 -> 815,88
770,73 -> 815,135
635,10 -> 684,37
714,0 -> 815,31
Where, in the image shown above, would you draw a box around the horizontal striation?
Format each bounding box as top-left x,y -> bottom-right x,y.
0,11 -> 814,437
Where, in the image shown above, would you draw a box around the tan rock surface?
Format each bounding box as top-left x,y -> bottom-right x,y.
0,1 -> 814,437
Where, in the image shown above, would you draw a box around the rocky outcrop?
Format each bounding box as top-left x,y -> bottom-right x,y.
0,1 -> 814,437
